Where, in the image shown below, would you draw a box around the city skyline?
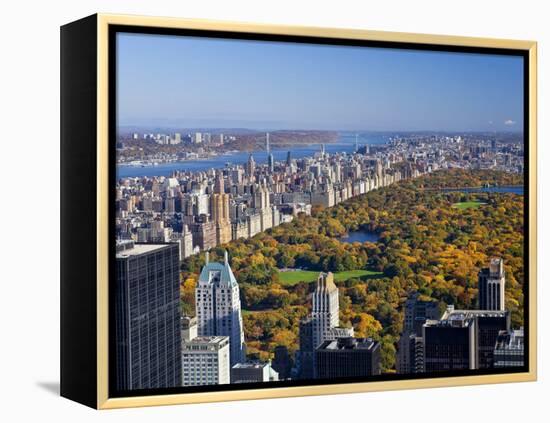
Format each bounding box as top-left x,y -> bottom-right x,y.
117,33 -> 524,132
113,33 -> 526,391
115,127 -> 525,389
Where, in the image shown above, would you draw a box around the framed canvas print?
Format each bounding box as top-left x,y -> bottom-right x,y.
60,14 -> 537,409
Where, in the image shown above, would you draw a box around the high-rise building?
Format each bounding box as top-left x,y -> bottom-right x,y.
191,218 -> 217,251
315,337 -> 381,379
298,317 -> 314,379
423,315 -> 475,372
396,294 -> 441,374
312,272 -> 339,349
493,328 -> 524,368
271,346 -> 293,380
214,173 -> 225,194
298,272 -> 351,380
210,193 -> 230,223
478,257 -> 506,311
115,240 -> 181,390
266,132 -> 274,173
267,153 -> 274,173
476,312 -> 511,368
171,226 -> 194,261
423,306 -> 510,372
195,251 -> 246,366
181,336 -> 230,386
246,154 -> 256,177
231,362 -> 279,383
210,193 -> 231,245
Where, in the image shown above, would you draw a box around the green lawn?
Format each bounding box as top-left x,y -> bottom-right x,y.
278,269 -> 383,286
452,201 -> 486,210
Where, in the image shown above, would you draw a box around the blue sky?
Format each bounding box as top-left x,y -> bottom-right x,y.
117,32 -> 524,132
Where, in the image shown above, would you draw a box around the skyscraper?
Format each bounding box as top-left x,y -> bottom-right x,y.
246,154 -> 256,177
396,294 -> 441,374
266,132 -> 274,173
115,240 -> 182,390
214,173 -> 225,194
312,272 -> 340,349
423,314 -> 475,372
210,193 -> 231,245
423,306 -> 510,372
298,316 -> 314,379
195,251 -> 246,366
478,257 -> 506,311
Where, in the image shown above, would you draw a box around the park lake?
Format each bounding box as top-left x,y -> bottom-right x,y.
338,229 -> 379,244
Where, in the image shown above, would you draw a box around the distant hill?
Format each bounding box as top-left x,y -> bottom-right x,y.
223,130 -> 339,151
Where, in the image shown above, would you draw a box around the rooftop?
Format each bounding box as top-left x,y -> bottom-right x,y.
182,336 -> 229,347
425,306 -> 509,328
232,362 -> 270,370
495,328 -> 524,350
116,241 -> 173,258
198,250 -> 238,287
318,337 -> 378,351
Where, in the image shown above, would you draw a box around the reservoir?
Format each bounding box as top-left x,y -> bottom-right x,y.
339,230 -> 379,244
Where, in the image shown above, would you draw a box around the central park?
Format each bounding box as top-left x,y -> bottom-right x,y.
180,168 -> 524,372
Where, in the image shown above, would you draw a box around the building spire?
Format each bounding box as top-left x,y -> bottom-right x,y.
205,251 -> 209,264
224,250 -> 229,265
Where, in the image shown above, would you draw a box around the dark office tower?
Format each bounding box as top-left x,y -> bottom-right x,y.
423,307 -> 510,372
286,151 -> 292,166
315,337 -> 381,379
298,317 -> 314,379
115,240 -> 182,390
478,257 -> 506,311
423,317 -> 475,372
272,346 -> 293,380
396,294 -> 441,374
476,311 -> 511,368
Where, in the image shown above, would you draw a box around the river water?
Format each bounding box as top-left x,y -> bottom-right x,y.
117,132 -> 390,179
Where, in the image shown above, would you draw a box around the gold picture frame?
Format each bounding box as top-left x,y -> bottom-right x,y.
60,13 -> 537,409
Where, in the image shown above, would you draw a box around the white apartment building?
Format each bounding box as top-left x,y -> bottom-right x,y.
181,336 -> 230,386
